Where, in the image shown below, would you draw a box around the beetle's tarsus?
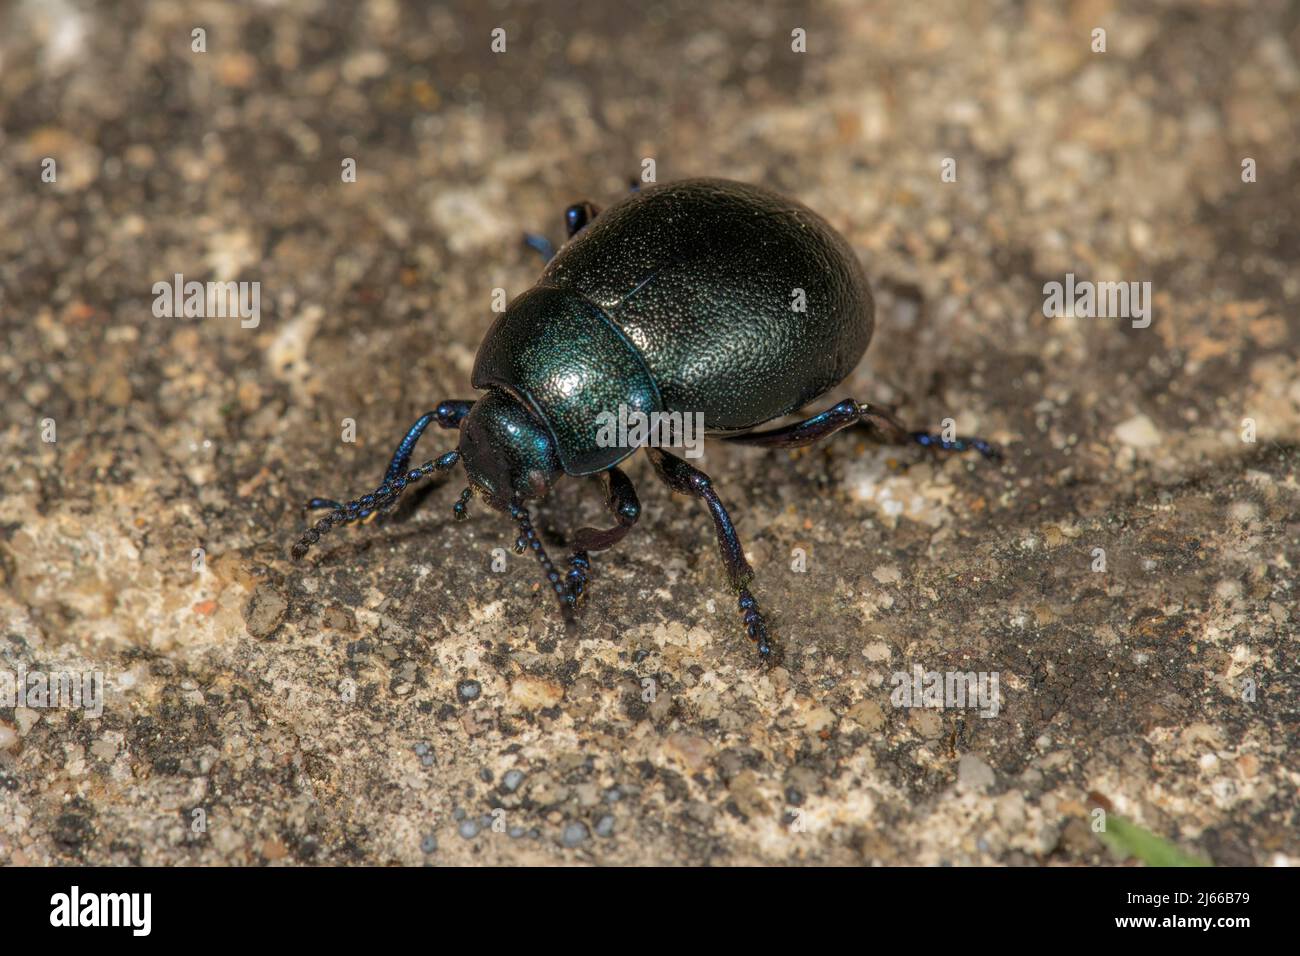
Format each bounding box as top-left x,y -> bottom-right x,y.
739,589 -> 775,662
511,504 -> 584,622
724,397 -> 1001,461
291,452 -> 460,559
647,448 -> 777,664
452,487 -> 473,521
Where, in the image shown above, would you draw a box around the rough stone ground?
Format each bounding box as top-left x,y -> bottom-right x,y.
0,0 -> 1296,865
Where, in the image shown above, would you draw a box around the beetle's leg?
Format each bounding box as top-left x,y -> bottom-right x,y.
855,403 -> 1000,460
559,466 -> 641,609
291,451 -> 462,559
523,233 -> 556,264
305,402 -> 473,524
646,449 -> 774,662
523,200 -> 601,265
723,397 -> 1000,460
721,399 -> 862,448
564,201 -> 600,238
571,466 -> 640,552
509,504 -> 579,624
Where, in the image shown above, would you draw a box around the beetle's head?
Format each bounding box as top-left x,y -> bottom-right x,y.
458,388 -> 562,511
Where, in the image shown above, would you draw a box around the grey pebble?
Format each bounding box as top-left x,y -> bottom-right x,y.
562,822 -> 589,847
595,815 -> 615,838
421,834 -> 437,853
502,769 -> 525,792
457,679 -> 481,702
458,819 -> 480,839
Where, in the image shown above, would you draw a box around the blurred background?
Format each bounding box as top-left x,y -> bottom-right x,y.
0,0 -> 1296,865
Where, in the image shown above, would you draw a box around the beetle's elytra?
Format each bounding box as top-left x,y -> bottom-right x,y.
291,178 -> 997,661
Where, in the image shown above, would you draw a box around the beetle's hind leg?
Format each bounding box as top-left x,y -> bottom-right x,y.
563,201 -> 599,238
302,401 -> 472,532
646,449 -> 774,662
523,200 -> 602,264
722,397 -> 999,460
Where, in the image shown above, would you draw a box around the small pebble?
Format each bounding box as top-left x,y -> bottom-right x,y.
457,679 -> 482,702
785,786 -> 804,806
479,768 -> 494,783
604,787 -> 621,803
421,834 -> 437,854
452,806 -> 466,821
595,815 -> 615,838
420,753 -> 435,767
414,743 -> 429,756
562,822 -> 589,847
458,819 -> 480,839
508,825 -> 526,839
502,769 -> 525,792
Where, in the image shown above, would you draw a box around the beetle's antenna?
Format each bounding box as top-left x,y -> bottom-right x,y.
509,504 -> 576,624
291,450 -> 461,559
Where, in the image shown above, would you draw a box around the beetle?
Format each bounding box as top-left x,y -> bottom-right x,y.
290,178 -> 997,661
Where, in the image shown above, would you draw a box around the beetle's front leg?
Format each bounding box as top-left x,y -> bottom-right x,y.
305,401 -> 473,522
560,466 -> 640,609
646,449 -> 774,662
292,450 -> 462,559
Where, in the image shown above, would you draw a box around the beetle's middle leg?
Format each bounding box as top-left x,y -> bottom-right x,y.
722,398 -> 1000,460
646,449 -> 774,661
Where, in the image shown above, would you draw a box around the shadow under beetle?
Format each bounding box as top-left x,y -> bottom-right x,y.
291,178 -> 998,662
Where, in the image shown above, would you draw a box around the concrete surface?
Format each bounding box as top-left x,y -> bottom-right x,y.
1,0 -> 1297,865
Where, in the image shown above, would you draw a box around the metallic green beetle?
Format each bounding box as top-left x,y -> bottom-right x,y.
292,179 -> 997,661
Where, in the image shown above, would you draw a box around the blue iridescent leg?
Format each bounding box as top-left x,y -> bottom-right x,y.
563,466 -> 640,609
647,449 -> 774,662
857,402 -> 1000,460
523,233 -> 556,264
723,397 -> 1000,460
508,467 -> 638,620
291,450 -> 462,559
306,401 -> 474,520
563,201 -> 599,238
524,200 -> 602,265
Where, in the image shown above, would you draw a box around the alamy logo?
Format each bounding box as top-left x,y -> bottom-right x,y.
1042,273 -> 1151,329
595,404 -> 705,459
152,273 -> 261,328
890,665 -> 1000,718
0,668 -> 103,718
50,886 -> 151,936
